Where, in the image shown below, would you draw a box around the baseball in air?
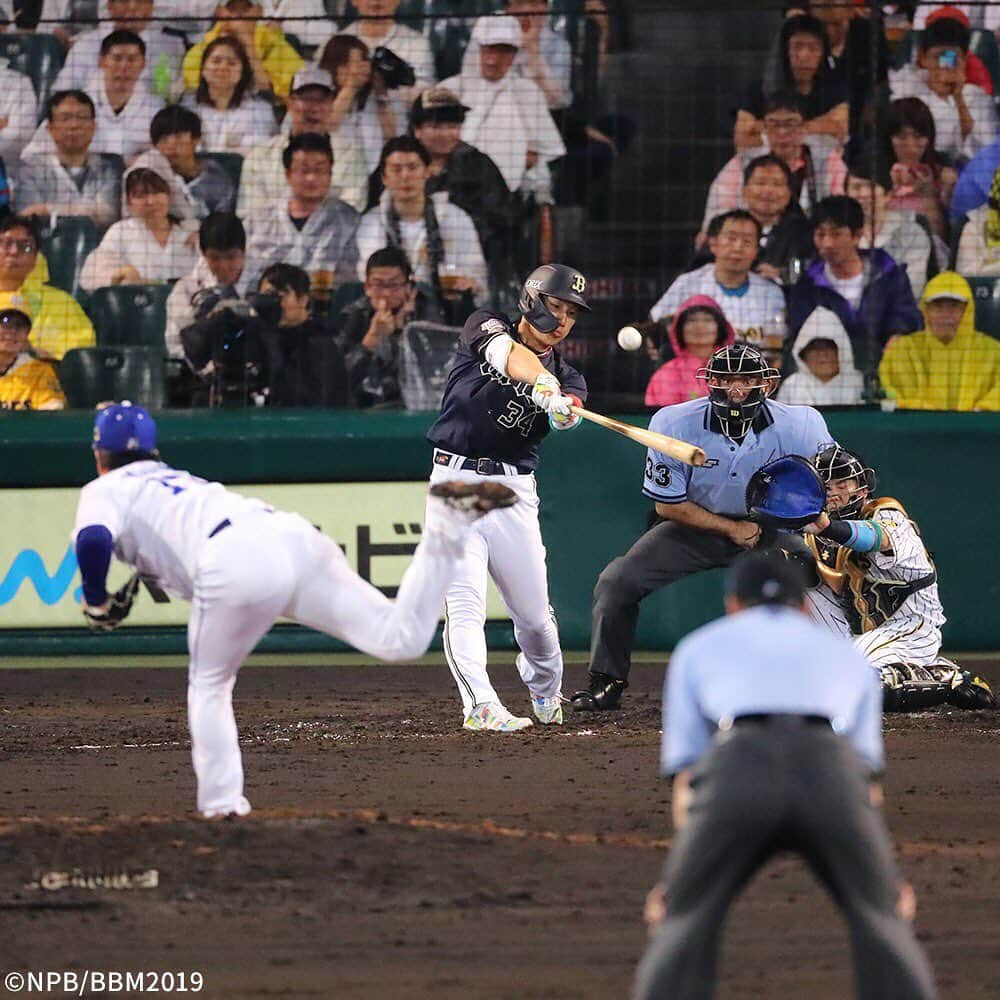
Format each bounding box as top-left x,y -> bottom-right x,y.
617,325 -> 642,352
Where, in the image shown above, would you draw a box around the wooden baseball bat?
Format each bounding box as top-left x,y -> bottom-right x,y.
569,405 -> 707,467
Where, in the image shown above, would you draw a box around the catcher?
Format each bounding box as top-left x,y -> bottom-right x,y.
746,449 -> 995,711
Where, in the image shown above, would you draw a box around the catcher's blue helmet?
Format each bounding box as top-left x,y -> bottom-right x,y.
745,455 -> 826,530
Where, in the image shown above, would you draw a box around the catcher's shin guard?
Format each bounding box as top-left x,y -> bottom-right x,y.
880,662 -> 952,712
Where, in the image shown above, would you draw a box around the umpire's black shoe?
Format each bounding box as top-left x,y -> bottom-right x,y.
570,672 -> 627,711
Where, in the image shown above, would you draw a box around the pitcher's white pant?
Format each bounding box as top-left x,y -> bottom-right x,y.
188,508 -> 460,816
805,584 -> 942,669
428,465 -> 563,719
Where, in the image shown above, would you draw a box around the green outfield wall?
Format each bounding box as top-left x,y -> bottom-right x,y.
1,409 -> 995,657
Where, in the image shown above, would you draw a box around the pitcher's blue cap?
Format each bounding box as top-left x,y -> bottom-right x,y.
92,401 -> 157,453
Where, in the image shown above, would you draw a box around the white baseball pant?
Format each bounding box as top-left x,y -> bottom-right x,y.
187,508 -> 461,816
428,464 -> 563,719
805,584 -> 942,669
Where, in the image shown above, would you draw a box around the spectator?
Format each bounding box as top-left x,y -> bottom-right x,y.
243,132 -> 360,291
238,66 -> 369,216
889,15 -> 997,162
846,157 -> 939,301
16,90 -> 122,232
900,5 -> 996,94
0,216 -> 95,361
955,184 -> 1000,275
0,293 -> 65,410
441,14 -> 565,197
85,30 -> 165,160
182,0 -> 305,99
776,306 -> 865,406
883,97 -> 957,239
80,167 -> 192,290
265,0 -> 332,50
130,105 -> 236,220
506,0 -> 572,110
338,0 -> 435,106
337,246 -> 446,408
651,210 -> 787,346
700,91 -> 846,243
54,0 -> 184,101
737,15 -> 849,151
879,270 -> 1000,410
181,35 -> 278,153
950,136 -> 1000,222
788,195 -> 922,378
644,295 -> 735,408
166,212 -> 247,361
356,136 -> 487,307
0,60 -> 39,167
318,35 -> 397,178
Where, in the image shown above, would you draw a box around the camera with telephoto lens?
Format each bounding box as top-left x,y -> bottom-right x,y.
371,46 -> 416,89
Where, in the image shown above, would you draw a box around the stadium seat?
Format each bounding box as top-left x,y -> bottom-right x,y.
966,275 -> 1000,337
0,33 -> 66,120
41,217 -> 100,301
328,280 -> 365,319
196,151 -> 244,194
58,346 -> 165,409
87,284 -> 172,352
971,29 -> 1000,95
398,321 -> 461,410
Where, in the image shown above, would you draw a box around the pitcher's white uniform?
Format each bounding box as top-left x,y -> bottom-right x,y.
805,501 -> 945,668
73,460 -> 477,817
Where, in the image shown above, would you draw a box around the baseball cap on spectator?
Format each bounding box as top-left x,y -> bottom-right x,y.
290,66 -> 334,95
924,286 -> 969,303
410,87 -> 470,127
93,401 -> 158,454
725,549 -> 807,608
924,5 -> 970,28
0,292 -> 33,327
473,14 -> 522,49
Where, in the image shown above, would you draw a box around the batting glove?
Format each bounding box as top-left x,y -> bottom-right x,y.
549,394 -> 583,431
83,574 -> 141,632
531,372 -> 572,416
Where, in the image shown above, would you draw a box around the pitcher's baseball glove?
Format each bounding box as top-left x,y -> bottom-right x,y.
83,574 -> 141,632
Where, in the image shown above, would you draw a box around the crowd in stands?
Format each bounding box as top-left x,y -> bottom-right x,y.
0,0 -> 997,415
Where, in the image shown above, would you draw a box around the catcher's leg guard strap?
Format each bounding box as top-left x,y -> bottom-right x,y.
880,664 -> 952,713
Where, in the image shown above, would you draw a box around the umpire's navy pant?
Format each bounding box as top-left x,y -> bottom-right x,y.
633,718 -> 937,1000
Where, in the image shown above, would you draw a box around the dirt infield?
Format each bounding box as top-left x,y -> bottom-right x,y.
2,658 -> 999,999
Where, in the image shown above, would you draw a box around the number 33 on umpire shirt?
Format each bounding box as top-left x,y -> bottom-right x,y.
642,396 -> 833,518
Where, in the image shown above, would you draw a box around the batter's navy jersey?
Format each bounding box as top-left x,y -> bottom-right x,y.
643,397 -> 833,517
427,309 -> 588,470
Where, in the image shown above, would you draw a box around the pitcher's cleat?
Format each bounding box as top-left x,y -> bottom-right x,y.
463,702 -> 534,732
531,694 -> 563,725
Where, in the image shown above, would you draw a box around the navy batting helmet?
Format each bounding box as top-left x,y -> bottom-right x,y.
813,445 -> 878,519
518,264 -> 591,335
698,344 -> 779,440
745,455 -> 827,529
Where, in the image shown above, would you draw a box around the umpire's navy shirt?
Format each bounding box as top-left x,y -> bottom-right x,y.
427,309 -> 587,470
662,605 -> 884,776
643,397 -> 833,517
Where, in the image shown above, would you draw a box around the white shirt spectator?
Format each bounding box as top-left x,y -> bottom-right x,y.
334,101 -> 386,175
80,215 -> 191,290
777,307 -> 865,406
15,151 -> 122,231
86,77 -> 166,160
55,26 -> 185,99
355,190 -> 488,300
858,208 -> 939,301
955,202 -> 1000,275
165,253 -> 249,360
236,130 -> 368,216
514,23 -> 572,110
889,65 -> 997,160
338,21 -> 435,90
650,263 -> 787,343
0,63 -> 40,166
442,17 -> 565,195
243,195 -> 360,288
265,0 -> 333,48
181,93 -> 277,153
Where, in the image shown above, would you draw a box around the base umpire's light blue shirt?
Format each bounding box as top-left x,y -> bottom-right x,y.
643,398 -> 833,517
662,605 -> 884,776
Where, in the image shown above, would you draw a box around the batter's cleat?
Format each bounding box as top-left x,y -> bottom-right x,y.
570,672 -> 627,712
463,702 -> 534,732
429,481 -> 518,520
531,694 -> 563,725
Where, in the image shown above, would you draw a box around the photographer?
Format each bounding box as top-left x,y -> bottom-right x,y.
337,246 -> 445,408
181,262 -> 350,408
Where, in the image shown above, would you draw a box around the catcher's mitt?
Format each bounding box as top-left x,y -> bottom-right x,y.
83,574 -> 141,632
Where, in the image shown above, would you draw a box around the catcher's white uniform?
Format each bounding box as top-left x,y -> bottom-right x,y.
805,501 -> 945,668
73,460 -> 480,817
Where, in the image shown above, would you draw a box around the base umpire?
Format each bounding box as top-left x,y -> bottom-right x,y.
634,549 -> 937,1000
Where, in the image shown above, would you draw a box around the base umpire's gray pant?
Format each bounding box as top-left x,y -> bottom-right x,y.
633,719 -> 937,1000
591,522 -> 804,681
